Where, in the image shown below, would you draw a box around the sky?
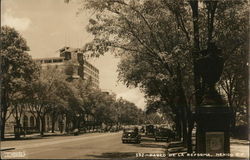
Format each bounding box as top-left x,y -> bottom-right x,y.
1,0 -> 146,109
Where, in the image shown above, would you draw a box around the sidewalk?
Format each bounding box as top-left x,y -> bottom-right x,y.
166,138 -> 249,159
2,129 -> 119,141
1,131 -> 65,151
230,138 -> 249,159
3,131 -> 65,140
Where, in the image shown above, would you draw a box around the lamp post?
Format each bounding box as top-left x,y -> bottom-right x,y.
195,43 -> 231,157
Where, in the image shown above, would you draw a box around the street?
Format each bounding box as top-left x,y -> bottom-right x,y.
1,132 -> 167,159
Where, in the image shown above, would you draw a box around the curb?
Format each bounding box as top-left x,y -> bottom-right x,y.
0,148 -> 15,151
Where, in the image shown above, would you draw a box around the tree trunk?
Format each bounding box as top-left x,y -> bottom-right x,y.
51,111 -> 56,133
36,117 -> 40,131
65,114 -> 70,133
51,118 -> 55,133
189,0 -> 202,153
72,116 -> 77,130
187,111 -> 194,153
176,65 -> 188,146
1,92 -> 8,139
231,109 -> 236,133
108,124 -> 113,131
14,105 -> 23,139
181,106 -> 188,147
175,111 -> 181,140
206,1 -> 217,45
189,0 -> 202,106
1,118 -> 6,139
77,116 -> 81,131
40,116 -> 45,136
15,118 -> 21,139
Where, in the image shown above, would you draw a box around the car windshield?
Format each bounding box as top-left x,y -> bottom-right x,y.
124,129 -> 134,132
123,128 -> 136,132
158,128 -> 170,132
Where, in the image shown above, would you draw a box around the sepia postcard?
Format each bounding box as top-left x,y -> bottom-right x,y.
0,0 -> 249,159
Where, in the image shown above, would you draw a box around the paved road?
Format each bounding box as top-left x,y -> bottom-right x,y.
1,132 -> 167,159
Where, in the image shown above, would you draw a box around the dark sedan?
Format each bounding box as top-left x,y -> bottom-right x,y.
122,128 -> 141,144
155,128 -> 175,142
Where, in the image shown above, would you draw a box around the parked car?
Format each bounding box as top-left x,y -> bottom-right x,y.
145,125 -> 155,137
122,128 -> 141,143
155,128 -> 175,142
140,126 -> 145,133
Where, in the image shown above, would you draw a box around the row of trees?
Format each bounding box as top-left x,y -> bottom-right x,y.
1,26 -> 40,139
1,26 -> 158,139
80,0 -> 248,151
25,68 -> 147,136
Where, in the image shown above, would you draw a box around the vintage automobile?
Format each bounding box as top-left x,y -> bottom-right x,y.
145,125 -> 155,137
122,128 -> 141,143
140,126 -> 145,133
154,128 -> 175,142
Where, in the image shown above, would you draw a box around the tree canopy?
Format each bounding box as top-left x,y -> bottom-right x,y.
1,26 -> 40,139
80,0 -> 248,146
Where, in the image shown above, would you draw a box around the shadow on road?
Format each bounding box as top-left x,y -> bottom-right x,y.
87,152 -> 136,159
140,138 -> 157,142
132,143 -> 167,149
231,139 -> 249,146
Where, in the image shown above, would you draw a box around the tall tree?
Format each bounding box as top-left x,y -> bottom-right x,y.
0,26 -> 39,139
26,67 -> 70,135
79,0 -> 248,151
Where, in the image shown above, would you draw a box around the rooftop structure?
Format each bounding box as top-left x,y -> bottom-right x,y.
34,47 -> 99,88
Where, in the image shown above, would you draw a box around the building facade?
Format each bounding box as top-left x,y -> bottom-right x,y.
34,46 -> 99,88
5,47 -> 99,136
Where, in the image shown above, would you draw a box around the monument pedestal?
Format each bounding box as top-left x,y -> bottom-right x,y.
195,105 -> 231,158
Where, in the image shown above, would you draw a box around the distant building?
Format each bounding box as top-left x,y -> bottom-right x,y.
4,47 -> 100,136
83,60 -> 99,88
34,46 -> 99,88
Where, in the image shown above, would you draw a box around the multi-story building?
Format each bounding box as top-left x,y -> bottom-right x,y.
34,46 -> 99,88
4,47 -> 100,136
83,60 -> 99,88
